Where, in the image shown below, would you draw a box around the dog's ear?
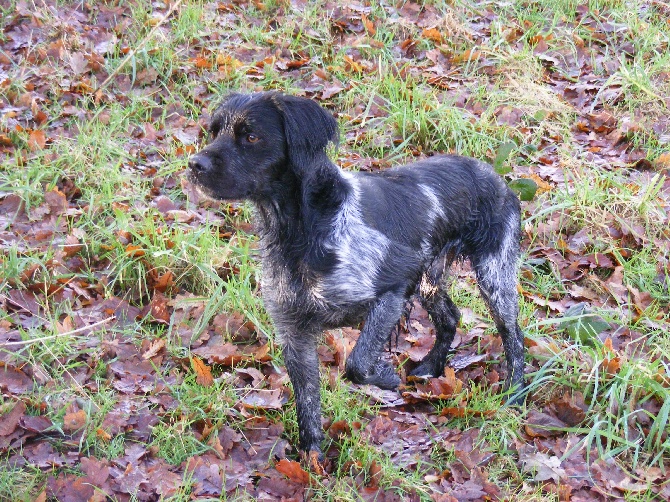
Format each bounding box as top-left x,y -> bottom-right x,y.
271,94 -> 339,170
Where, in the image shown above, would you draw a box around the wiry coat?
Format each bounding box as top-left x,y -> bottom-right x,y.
188,92 -> 526,456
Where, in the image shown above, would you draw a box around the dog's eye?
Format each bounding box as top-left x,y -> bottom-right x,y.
246,134 -> 259,143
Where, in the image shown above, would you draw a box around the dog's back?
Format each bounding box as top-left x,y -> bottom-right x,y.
323,155 -> 520,300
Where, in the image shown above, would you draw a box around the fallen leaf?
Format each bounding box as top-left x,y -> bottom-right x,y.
0,400 -> 27,436
519,450 -> 566,482
142,338 -> 166,359
275,458 -> 310,484
0,364 -> 34,394
28,129 -> 47,151
361,13 -> 376,36
525,410 -> 567,437
548,392 -> 587,427
368,460 -> 382,488
191,357 -> 214,387
440,407 -> 495,419
148,292 -> 171,324
63,409 -> 87,431
422,28 -> 443,43
125,245 -> 145,258
44,188 -> 68,215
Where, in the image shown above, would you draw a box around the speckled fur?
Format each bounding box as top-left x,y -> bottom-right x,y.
188,92 -> 526,456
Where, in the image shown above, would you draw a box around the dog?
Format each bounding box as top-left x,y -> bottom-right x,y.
188,92 -> 526,457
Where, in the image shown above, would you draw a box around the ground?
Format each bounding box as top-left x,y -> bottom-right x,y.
0,0 -> 669,500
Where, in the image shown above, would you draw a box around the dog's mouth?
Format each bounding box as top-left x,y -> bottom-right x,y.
193,182 -> 225,203
184,173 -> 222,202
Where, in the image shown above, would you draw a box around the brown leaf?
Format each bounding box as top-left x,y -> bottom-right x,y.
361,13 -> 376,36
343,55 -> 364,73
96,428 -> 112,441
28,129 -> 47,151
0,364 -> 34,394
20,415 -> 52,433
62,234 -> 83,257
440,407 -> 495,419
328,420 -> 352,440
148,292 -> 171,324
525,410 -> 567,438
142,338 -> 166,359
44,188 -> 68,215
191,55 -> 212,69
0,133 -> 14,146
275,458 -> 310,484
191,356 -> 213,387
240,388 -> 286,409
308,450 -> 325,475
519,449 -> 566,482
63,409 -> 87,431
368,460 -> 382,488
149,269 -> 175,293
548,392 -> 587,427
125,244 -> 145,257
453,49 -> 482,63
422,28 -> 443,44
0,400 -> 27,436
654,152 -> 670,169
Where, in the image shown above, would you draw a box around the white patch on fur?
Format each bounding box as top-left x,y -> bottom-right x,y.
317,172 -> 390,303
418,184 -> 445,257
419,273 -> 439,298
475,211 -> 519,312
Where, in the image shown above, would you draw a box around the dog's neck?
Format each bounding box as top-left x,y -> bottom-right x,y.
252,158 -> 350,266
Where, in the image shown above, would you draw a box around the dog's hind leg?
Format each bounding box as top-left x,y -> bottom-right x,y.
283,334 -> 324,454
409,287 -> 460,378
408,251 -> 459,378
345,291 -> 405,390
471,220 -> 526,404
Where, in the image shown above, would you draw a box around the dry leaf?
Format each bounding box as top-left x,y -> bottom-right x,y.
276,458 -> 311,484
361,13 -> 376,36
142,338 -> 166,359
125,245 -> 145,257
422,28 -> 443,43
63,409 -> 87,431
96,428 -> 112,441
191,357 -> 214,387
28,129 -> 46,151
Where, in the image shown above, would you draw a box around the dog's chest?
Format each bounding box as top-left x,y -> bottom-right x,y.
259,253 -> 371,328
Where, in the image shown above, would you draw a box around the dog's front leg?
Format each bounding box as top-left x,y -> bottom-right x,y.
283,335 -> 324,455
345,291 -> 405,390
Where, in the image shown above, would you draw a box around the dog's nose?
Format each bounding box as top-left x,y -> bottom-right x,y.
188,155 -> 212,174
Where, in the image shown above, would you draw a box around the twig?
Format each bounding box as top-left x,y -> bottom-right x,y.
96,0 -> 183,93
2,317 -> 114,347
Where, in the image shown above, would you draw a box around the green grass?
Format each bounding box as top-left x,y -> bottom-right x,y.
1,0 -> 669,500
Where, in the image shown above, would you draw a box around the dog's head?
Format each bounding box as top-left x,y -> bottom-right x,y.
188,92 -> 339,201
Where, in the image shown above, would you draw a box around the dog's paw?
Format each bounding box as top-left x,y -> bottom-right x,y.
365,361 -> 401,390
345,360 -> 400,390
408,359 -> 443,379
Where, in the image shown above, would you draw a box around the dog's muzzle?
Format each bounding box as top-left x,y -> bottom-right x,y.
188,154 -> 213,175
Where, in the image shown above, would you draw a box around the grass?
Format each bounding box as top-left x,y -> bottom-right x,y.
0,0 -> 668,500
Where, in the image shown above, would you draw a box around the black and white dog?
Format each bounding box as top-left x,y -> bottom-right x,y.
188,92 -> 525,457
